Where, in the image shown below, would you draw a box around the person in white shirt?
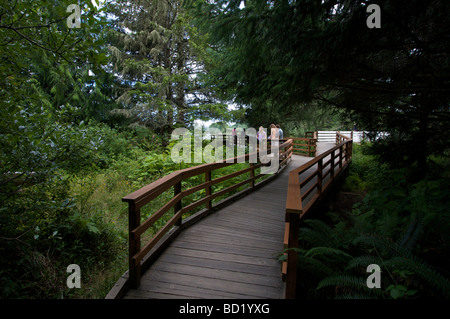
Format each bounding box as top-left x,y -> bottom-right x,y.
257,126 -> 267,151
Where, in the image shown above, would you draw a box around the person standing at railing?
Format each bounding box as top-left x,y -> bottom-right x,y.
232,127 -> 237,145
239,128 -> 246,148
276,124 -> 283,139
269,124 -> 278,142
268,124 -> 279,157
258,126 -> 267,151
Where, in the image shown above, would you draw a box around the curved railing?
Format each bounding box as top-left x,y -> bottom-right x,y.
122,139 -> 294,289
287,137 -> 317,157
282,132 -> 353,298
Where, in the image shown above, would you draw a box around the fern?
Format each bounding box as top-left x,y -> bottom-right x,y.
305,247 -> 352,259
299,219 -> 339,248
299,227 -> 328,247
353,234 -> 450,298
317,275 -> 385,298
294,178 -> 450,299
335,292 -> 375,299
298,254 -> 336,278
305,246 -> 353,269
346,255 -> 383,271
383,256 -> 450,298
317,275 -> 366,290
354,234 -> 414,260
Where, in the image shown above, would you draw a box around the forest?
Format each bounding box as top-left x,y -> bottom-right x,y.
0,0 -> 449,299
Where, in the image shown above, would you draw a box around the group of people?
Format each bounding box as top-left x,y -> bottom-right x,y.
257,124 -> 283,141
231,127 -> 246,146
229,124 -> 284,148
257,124 -> 283,151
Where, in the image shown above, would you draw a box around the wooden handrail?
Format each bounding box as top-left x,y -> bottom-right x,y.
336,131 -> 351,144
124,138 -> 294,288
283,132 -> 353,298
283,137 -> 317,157
305,131 -> 318,139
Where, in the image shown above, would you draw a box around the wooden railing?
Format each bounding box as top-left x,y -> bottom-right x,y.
305,131 -> 317,139
211,133 -> 316,157
122,139 -> 294,290
282,137 -> 317,157
336,131 -> 352,145
282,132 -> 353,298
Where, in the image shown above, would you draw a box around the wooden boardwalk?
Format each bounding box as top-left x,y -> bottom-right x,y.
122,142 -> 335,299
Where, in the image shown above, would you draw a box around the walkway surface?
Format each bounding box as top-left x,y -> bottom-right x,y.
123,143 -> 335,299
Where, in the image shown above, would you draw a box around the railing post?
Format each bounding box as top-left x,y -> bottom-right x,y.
317,158 -> 323,196
205,170 -> 212,209
348,140 -> 353,161
339,145 -> 343,169
129,202 -> 141,288
249,163 -> 255,189
331,150 -> 335,180
285,212 -> 299,299
344,141 -> 350,162
313,139 -> 317,157
308,139 -> 313,157
174,181 -> 182,226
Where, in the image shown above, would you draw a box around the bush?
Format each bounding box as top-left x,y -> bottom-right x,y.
0,193 -> 122,298
342,173 -> 365,192
0,115 -> 149,298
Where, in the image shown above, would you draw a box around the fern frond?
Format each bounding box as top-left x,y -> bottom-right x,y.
299,227 -> 332,247
354,234 -> 414,260
305,247 -> 353,262
334,292 -> 377,299
304,219 -> 334,237
317,275 -> 367,291
346,255 -> 383,271
298,254 -> 336,278
383,256 -> 450,298
299,219 -> 339,248
354,234 -> 450,298
317,275 -> 385,297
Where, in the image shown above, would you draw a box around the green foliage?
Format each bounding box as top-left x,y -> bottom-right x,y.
106,0 -> 229,134
352,235 -> 450,298
30,51 -> 120,123
0,91 -> 165,297
293,143 -> 450,299
317,275 -> 375,295
2,0 -> 447,301
190,0 -> 450,174
1,0 -> 114,298
0,0 -> 252,299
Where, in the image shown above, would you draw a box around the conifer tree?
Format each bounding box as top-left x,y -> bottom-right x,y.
107,0 -> 229,134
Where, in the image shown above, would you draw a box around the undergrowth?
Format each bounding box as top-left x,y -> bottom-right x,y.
283,143 -> 450,299
0,124 -> 271,298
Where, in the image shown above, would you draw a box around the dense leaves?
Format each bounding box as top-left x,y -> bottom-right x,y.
105,0 -> 239,136
189,0 -> 450,171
